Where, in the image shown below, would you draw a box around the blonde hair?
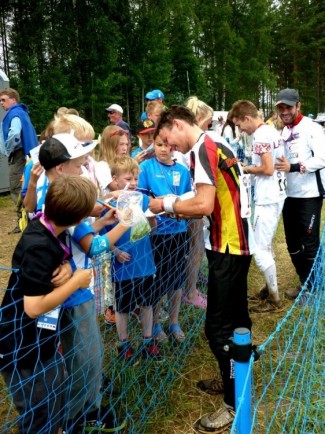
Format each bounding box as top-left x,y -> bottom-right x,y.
146,100 -> 163,117
66,108 -> 79,116
110,155 -> 140,177
56,107 -> 68,116
44,114 -> 95,141
98,125 -> 129,164
185,96 -> 213,128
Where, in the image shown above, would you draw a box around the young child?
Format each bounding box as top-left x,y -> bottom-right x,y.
138,135 -> 192,343
100,155 -> 161,361
131,118 -> 156,163
0,175 -> 96,434
96,124 -> 132,324
23,131 -> 130,431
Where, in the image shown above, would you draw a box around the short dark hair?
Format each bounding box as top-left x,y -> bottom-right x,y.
155,105 -> 196,138
45,175 -> 97,226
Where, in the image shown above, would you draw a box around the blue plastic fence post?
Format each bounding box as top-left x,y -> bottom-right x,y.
233,327 -> 252,434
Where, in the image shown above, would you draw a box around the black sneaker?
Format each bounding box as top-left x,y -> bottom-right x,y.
197,378 -> 224,395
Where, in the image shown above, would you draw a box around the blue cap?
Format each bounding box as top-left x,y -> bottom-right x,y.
151,89 -> 165,99
145,91 -> 155,100
145,89 -> 165,100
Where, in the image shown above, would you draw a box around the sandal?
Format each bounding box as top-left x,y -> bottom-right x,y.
183,292 -> 207,309
152,323 -> 169,343
168,323 -> 185,343
194,406 -> 235,433
197,378 -> 224,395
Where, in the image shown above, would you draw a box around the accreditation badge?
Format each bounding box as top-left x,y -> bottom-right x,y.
37,306 -> 61,331
172,171 -> 181,186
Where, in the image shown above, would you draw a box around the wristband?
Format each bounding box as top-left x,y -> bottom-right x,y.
289,163 -> 300,173
159,200 -> 164,212
163,196 -> 178,213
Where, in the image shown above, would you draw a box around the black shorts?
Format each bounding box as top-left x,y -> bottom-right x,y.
114,275 -> 155,313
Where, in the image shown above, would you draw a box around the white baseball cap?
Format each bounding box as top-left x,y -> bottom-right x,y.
105,104 -> 123,114
39,132 -> 97,170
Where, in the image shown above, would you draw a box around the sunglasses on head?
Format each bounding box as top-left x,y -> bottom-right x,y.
109,130 -> 128,138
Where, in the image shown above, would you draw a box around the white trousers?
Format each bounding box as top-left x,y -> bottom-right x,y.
253,201 -> 284,272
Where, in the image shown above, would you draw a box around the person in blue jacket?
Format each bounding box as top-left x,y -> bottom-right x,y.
0,87 -> 38,233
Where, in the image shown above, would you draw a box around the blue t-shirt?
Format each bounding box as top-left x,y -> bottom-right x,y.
100,194 -> 155,281
138,158 -> 191,235
21,159 -> 34,197
22,162 -> 49,212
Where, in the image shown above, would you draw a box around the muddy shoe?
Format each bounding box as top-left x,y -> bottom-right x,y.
197,378 -> 224,395
250,298 -> 282,313
248,286 -> 269,302
285,286 -> 301,300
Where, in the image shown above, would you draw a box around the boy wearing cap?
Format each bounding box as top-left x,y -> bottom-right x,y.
23,132 -> 97,213
105,103 -> 132,136
132,118 -> 156,162
274,88 -> 325,300
23,133 -> 131,430
0,175 -> 96,434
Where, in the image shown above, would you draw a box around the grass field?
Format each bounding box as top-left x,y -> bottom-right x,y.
0,195 -> 323,433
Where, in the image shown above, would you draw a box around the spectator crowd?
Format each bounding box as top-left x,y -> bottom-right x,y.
0,86 -> 324,434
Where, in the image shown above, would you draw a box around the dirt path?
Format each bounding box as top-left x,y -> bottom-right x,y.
0,196 -> 21,290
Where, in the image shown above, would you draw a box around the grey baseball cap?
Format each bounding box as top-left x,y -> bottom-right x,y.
275,88 -> 300,106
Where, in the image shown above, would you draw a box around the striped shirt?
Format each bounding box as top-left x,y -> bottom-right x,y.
191,133 -> 251,255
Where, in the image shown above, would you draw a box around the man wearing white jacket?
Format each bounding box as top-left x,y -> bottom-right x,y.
229,100 -> 286,312
274,88 -> 325,299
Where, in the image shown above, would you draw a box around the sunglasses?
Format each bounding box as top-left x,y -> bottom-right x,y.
107,111 -> 117,115
109,130 -> 128,138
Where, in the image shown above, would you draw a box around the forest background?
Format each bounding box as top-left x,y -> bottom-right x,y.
0,0 -> 324,135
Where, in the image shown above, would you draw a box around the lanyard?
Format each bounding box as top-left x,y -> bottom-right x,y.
33,212 -> 71,260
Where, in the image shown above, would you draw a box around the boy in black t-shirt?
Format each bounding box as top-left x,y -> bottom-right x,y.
0,175 -> 97,434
